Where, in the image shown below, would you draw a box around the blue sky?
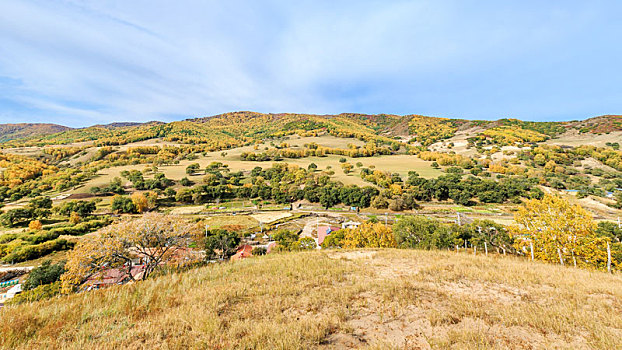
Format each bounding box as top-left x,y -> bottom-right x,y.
1,1 -> 621,127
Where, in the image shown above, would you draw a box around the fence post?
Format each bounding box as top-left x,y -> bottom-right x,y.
484,242 -> 488,256
607,242 -> 612,273
530,241 -> 534,261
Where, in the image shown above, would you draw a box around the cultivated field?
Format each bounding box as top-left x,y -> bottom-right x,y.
545,130 -> 622,147
2,249 -> 622,349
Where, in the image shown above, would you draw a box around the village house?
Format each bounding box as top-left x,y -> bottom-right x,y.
0,282 -> 22,305
231,244 -> 253,261
83,265 -> 147,290
341,221 -> 361,229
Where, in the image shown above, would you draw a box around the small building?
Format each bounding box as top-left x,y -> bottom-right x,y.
231,244 -> 253,261
84,265 -> 146,290
0,283 -> 22,304
342,221 -> 361,229
0,279 -> 19,288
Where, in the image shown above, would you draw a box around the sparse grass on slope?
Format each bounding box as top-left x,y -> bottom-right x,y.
2,250 -> 622,349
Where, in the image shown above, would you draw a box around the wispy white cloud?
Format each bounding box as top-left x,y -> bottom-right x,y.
0,0 -> 620,126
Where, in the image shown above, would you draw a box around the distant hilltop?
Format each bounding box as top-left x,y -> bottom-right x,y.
0,123 -> 70,142
0,112 -> 620,147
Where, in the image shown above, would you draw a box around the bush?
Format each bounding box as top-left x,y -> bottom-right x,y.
252,247 -> 267,255
0,208 -> 34,227
180,177 -> 193,187
23,260 -> 66,290
297,237 -> 317,250
28,220 -> 43,231
393,216 -> 457,250
7,281 -> 61,305
55,200 -> 97,217
272,229 -> 300,251
1,239 -> 74,263
321,231 -> 344,248
111,195 -> 136,213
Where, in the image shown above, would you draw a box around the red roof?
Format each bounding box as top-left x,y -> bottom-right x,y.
231,244 -> 253,261
85,265 -> 146,287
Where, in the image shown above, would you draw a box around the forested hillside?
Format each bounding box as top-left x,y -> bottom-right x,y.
4,112 -> 621,148
0,123 -> 70,142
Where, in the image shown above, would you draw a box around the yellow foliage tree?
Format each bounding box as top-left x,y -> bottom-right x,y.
131,192 -> 148,213
130,191 -> 157,213
511,194 -> 613,270
342,222 -> 397,248
61,213 -> 197,293
28,220 -> 42,231
69,212 -> 81,225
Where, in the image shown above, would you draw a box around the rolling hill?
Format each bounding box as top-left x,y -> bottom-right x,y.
2,112 -> 621,148
0,123 -> 71,142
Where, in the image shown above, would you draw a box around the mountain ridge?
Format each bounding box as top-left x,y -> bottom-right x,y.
1,112 -> 620,147
0,123 -> 70,142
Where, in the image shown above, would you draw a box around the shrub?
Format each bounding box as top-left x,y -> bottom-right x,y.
111,195 -> 136,213
393,216 -> 457,250
23,260 -> 66,290
1,239 -> 74,263
7,281 -> 61,305
28,220 -> 43,231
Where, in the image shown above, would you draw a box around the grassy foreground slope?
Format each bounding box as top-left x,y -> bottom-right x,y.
2,250 -> 622,349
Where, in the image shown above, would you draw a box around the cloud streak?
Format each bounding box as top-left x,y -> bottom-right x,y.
0,0 -> 621,126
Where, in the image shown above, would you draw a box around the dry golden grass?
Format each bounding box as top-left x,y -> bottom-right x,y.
203,215 -> 259,229
250,211 -> 292,223
2,249 -> 622,349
